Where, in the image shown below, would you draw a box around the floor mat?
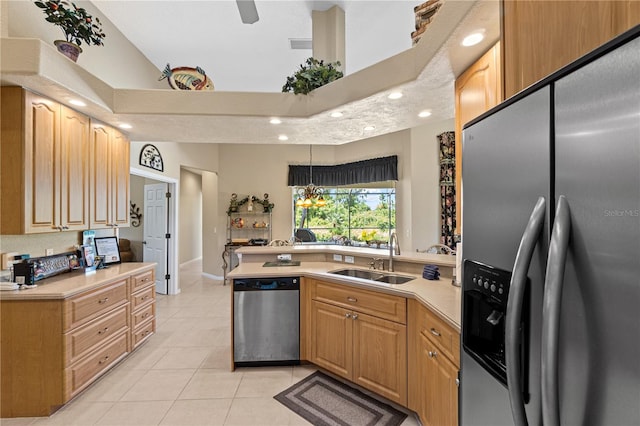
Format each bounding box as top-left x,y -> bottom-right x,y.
274,371 -> 408,426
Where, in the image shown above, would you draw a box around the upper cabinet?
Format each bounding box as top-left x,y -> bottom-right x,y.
1,87 -> 90,234
90,121 -> 130,229
454,42 -> 502,234
0,87 -> 129,234
502,0 -> 640,98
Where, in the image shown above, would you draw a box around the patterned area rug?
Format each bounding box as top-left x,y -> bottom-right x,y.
274,371 -> 408,426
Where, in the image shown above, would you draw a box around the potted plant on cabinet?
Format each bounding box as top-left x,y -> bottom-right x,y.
34,0 -> 106,62
282,57 -> 344,95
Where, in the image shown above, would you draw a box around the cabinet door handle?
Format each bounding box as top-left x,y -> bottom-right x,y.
98,297 -> 109,304
430,328 -> 441,337
99,355 -> 110,364
347,297 -> 357,303
98,327 -> 109,335
142,312 -> 150,319
428,351 -> 437,358
345,313 -> 352,318
352,314 -> 358,320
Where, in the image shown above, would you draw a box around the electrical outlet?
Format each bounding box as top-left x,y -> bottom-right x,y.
344,255 -> 355,264
333,254 -> 343,262
45,248 -> 54,256
277,254 -> 292,261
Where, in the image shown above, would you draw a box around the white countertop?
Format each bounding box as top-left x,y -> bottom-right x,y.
235,244 -> 457,267
228,260 -> 461,331
0,263 -> 156,300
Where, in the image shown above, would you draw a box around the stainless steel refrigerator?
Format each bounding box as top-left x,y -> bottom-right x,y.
460,26 -> 640,426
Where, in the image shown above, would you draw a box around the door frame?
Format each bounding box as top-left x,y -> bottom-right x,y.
130,168 -> 180,295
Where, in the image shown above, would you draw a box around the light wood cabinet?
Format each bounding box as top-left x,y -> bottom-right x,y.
0,265 -> 155,418
309,279 -> 407,405
502,1 -> 640,98
130,269 -> 156,350
454,42 -> 502,235
90,121 -> 130,229
408,299 -> 460,426
0,87 -> 90,234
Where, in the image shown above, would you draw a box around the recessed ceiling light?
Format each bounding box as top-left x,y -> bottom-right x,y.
330,111 -> 343,118
462,30 -> 485,47
119,123 -> 132,129
270,118 -> 282,124
278,135 -> 288,141
418,110 -> 432,118
69,99 -> 86,107
388,92 -> 403,100
363,125 -> 376,131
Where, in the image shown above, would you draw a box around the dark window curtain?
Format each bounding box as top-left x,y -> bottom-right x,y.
288,155 -> 398,186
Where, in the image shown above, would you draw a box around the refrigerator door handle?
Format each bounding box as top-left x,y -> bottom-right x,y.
542,195 -> 571,426
506,196 -> 546,426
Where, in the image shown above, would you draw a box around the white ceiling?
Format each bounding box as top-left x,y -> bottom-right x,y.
92,1 -> 419,93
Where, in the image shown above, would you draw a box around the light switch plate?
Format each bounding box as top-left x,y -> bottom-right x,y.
333,254 -> 343,262
344,255 -> 355,264
277,254 -> 292,261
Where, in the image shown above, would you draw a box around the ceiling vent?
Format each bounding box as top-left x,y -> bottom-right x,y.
289,39 -> 313,50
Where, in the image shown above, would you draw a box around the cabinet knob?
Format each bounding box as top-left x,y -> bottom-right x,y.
428,351 -> 437,358
345,313 -> 352,318
352,314 -> 358,320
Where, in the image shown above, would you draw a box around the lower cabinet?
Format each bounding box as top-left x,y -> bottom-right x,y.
130,269 -> 156,350
408,299 -> 460,426
0,265 -> 156,418
308,279 -> 407,405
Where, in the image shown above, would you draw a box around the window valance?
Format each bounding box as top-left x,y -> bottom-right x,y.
288,155 -> 398,187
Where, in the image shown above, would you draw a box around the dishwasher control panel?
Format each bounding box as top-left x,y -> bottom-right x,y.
233,277 -> 299,291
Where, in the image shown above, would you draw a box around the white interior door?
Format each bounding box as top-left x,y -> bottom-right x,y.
143,183 -> 168,294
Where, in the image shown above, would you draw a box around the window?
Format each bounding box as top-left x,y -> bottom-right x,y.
293,187 -> 396,246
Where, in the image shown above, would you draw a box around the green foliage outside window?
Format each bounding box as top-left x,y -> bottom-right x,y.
293,188 -> 396,245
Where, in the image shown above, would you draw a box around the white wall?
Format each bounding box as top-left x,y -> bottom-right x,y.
179,169 -> 203,264
6,0 -> 163,89
201,171 -> 220,277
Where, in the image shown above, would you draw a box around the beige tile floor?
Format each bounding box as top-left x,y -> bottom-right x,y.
1,262 -> 420,426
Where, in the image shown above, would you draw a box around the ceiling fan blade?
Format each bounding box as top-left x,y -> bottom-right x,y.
236,0 -> 259,24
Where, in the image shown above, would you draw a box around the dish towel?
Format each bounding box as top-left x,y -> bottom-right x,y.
423,264 -> 440,280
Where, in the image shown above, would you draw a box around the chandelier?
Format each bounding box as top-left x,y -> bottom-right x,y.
296,145 -> 326,208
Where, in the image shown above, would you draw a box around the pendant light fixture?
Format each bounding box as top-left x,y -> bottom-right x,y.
296,145 -> 326,208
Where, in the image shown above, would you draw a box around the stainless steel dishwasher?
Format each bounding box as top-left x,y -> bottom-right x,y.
233,277 -> 300,367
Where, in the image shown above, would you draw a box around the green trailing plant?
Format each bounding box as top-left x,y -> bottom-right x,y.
282,57 -> 344,95
34,0 -> 106,47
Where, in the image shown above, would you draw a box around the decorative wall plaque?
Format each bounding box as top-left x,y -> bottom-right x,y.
139,144 -> 164,172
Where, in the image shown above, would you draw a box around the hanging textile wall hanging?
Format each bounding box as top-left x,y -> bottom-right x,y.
438,131 -> 456,249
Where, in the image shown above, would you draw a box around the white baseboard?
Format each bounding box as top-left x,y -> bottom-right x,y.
201,271 -> 223,280
180,257 -> 203,268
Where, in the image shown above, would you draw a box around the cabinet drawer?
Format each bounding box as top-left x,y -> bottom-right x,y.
132,318 -> 155,349
64,331 -> 128,399
64,279 -> 128,330
131,286 -> 155,311
132,303 -> 155,328
131,269 -> 154,292
64,305 -> 129,365
416,302 -> 460,366
313,281 -> 406,324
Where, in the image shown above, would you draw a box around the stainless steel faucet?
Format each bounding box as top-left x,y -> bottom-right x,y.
389,232 -> 401,272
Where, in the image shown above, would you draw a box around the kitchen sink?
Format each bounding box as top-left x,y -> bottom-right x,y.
329,268 -> 415,285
